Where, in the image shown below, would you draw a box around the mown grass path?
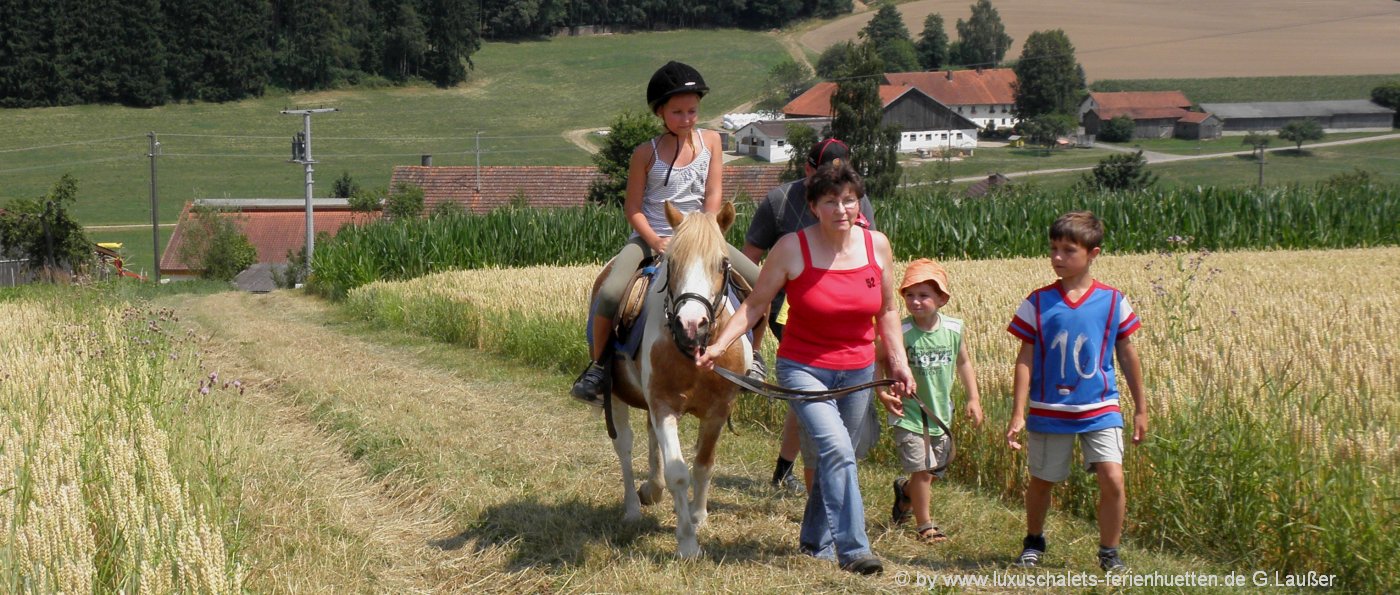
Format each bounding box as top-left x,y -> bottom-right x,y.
170,290 -> 1231,593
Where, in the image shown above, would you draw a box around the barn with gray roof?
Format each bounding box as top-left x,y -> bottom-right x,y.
1199,100 -> 1394,133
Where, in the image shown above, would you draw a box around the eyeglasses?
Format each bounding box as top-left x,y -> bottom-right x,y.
816,196 -> 860,210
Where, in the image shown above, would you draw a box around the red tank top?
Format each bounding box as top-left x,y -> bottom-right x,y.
776,228 -> 883,370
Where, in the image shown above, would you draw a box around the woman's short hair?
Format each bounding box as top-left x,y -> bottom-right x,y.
805,160 -> 864,205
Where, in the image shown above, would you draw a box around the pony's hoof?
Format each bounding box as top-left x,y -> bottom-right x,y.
637,485 -> 662,506
677,544 -> 703,559
622,509 -> 643,523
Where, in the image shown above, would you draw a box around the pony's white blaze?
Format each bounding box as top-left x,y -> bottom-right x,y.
673,257 -> 714,341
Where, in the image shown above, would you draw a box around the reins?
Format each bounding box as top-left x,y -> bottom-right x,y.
710,362 -> 955,474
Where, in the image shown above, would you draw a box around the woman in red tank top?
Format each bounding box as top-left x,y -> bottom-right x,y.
698,162 -> 915,575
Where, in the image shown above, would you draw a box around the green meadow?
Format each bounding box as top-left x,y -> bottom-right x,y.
0,30 -> 788,225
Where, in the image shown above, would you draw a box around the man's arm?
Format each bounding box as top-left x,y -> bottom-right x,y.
1116,337 -> 1147,444
1006,342 -> 1033,450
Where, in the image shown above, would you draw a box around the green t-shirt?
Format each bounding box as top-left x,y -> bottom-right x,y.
892,315 -> 964,435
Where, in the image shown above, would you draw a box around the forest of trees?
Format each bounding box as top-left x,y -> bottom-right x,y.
0,0 -> 851,108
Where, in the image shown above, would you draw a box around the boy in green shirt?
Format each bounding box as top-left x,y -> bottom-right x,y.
878,259 -> 984,543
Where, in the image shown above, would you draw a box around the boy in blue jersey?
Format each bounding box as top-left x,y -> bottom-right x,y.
1004,211 -> 1147,573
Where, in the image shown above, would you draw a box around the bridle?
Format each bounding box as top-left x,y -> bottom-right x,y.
659,255 -> 731,359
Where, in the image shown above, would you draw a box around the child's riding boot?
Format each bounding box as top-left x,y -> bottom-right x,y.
570,361 -> 607,407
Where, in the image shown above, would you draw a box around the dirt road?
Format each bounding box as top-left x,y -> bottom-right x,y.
801,0 -> 1400,79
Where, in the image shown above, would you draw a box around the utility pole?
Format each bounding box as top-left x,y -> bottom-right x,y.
282,107 -> 337,266
1257,148 -> 1265,186
148,132 -> 161,282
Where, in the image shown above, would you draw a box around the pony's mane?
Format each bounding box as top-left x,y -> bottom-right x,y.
666,210 -> 727,273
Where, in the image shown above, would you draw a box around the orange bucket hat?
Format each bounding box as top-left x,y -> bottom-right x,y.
900,258 -> 950,295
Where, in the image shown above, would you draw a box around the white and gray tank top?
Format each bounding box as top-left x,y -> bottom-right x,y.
633,130 -> 710,240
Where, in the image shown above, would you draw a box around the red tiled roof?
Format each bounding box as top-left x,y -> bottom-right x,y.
782,82 -> 921,118
161,203 -> 377,273
783,82 -> 837,118
884,68 -> 1018,106
1176,111 -> 1214,124
391,165 -> 604,214
1089,91 -> 1191,110
391,164 -> 785,211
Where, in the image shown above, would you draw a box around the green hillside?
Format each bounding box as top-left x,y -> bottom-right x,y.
0,30 -> 787,225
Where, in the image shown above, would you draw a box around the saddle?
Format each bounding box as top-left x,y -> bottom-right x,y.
617,265 -> 653,332
617,257 -> 753,335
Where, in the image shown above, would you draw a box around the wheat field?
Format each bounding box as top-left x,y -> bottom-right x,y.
345,246 -> 1399,588
0,297 -> 241,592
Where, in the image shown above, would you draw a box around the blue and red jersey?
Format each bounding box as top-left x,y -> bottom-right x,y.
1007,281 -> 1140,434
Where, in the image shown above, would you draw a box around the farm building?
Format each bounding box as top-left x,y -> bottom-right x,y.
884,68 -> 1019,130
390,164 -> 786,211
1174,112 -> 1224,140
160,199 -> 377,282
783,82 -> 980,152
733,118 -> 829,162
1198,100 -> 1395,133
1079,91 -> 1220,140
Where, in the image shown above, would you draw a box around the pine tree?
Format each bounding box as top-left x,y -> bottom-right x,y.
860,3 -> 918,72
916,13 -> 950,71
830,43 -> 902,199
382,2 -> 429,80
0,0 -> 68,106
421,0 -> 481,87
955,0 -> 1012,67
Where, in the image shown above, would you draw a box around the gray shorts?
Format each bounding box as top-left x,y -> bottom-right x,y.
1028,427 -> 1124,483
892,427 -> 952,477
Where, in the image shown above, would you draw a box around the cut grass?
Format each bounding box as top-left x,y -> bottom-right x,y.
947,137 -> 1400,190
1150,138 -> 1400,187
901,146 -> 1115,182
0,30 -> 787,226
1103,131 -> 1395,156
166,290 -> 1233,592
1092,74 -> 1400,104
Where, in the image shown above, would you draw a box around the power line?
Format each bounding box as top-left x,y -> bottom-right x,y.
0,135 -> 145,154
0,155 -> 142,175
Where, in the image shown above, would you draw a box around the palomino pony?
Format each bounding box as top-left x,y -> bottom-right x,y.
587,201 -> 751,558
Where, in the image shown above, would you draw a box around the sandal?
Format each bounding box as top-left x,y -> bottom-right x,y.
916,524 -> 949,544
891,477 -> 912,525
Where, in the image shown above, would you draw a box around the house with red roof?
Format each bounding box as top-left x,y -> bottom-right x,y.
160,199 -> 377,280
782,82 -> 980,153
884,68 -> 1019,131
1079,91 -> 1221,140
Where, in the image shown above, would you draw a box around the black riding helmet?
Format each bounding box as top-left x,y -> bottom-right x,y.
646,61 -> 710,186
646,61 -> 709,111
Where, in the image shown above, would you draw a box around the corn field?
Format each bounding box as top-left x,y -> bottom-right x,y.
309,182 -> 1400,300
344,247 -> 1399,593
0,289 -> 242,593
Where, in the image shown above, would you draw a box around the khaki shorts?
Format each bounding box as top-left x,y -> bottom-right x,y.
1028,428 -> 1124,483
893,427 -> 952,477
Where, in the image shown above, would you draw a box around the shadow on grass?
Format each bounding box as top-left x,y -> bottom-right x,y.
429,492 -> 794,570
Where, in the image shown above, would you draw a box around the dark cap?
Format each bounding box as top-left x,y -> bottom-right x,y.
807,138 -> 851,169
646,61 -> 709,110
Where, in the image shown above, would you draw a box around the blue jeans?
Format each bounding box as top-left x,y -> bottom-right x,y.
776,357 -> 875,565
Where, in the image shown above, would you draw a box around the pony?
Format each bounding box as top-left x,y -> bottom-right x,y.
587,201 -> 751,558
